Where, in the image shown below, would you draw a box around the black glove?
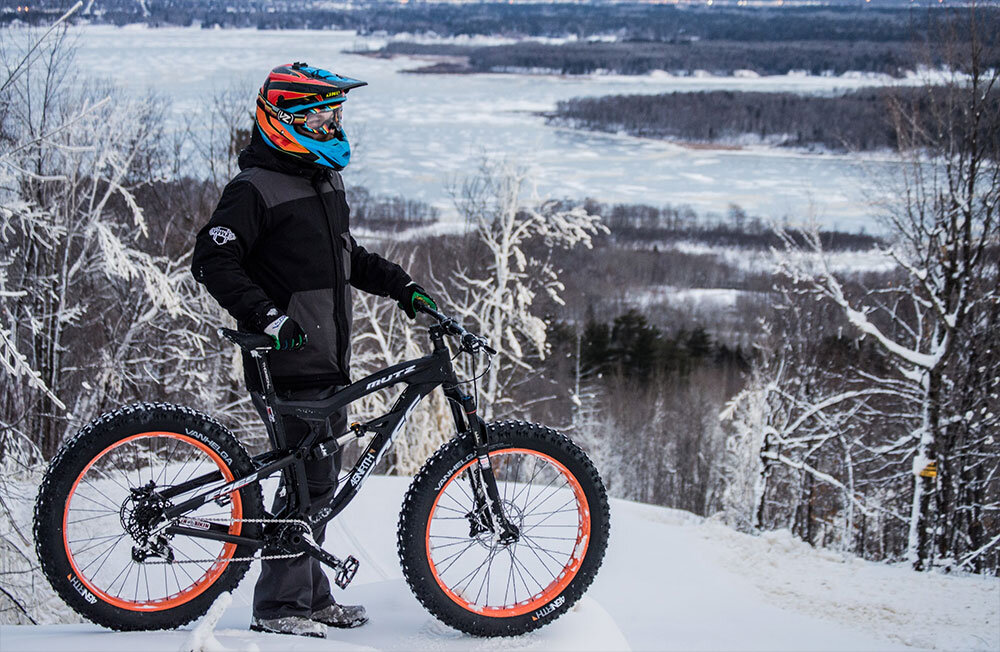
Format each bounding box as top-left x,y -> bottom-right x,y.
261,312 -> 307,350
397,283 -> 437,320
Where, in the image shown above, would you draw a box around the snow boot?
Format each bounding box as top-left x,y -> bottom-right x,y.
311,602 -> 368,629
250,615 -> 326,638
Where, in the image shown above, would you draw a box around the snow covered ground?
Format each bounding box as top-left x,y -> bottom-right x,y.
2,476 -> 997,651
666,241 -> 899,276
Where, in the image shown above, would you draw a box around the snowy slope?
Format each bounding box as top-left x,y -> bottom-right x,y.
2,476 -> 997,652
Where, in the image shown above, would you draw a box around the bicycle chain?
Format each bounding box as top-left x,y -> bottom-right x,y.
139,517 -> 311,565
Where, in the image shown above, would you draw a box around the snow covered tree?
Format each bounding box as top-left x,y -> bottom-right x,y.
344,162 -> 604,472
767,23 -> 999,570
721,306 -> 909,551
434,160 -> 606,420
0,16 -> 199,458
348,257 -> 453,476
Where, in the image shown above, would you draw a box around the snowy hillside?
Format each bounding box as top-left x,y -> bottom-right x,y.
2,476 -> 997,652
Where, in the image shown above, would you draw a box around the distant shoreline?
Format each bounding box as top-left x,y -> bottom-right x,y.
350,38 -> 987,79
353,48 -> 932,84
541,86 -> 1000,156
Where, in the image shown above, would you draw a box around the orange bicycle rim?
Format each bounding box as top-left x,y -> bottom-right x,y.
425,448 -> 591,618
62,431 -> 243,611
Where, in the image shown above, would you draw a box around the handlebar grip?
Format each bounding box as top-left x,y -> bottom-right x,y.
414,299 -> 444,321
415,301 -> 496,355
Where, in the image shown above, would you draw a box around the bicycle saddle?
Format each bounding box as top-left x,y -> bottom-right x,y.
218,328 -> 275,351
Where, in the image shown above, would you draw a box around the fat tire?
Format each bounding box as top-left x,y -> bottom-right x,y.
34,402 -> 264,631
397,420 -> 610,637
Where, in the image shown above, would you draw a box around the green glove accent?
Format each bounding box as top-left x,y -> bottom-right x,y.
413,290 -> 437,312
263,314 -> 308,350
399,283 -> 437,319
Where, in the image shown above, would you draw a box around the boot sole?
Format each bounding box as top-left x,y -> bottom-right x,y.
317,615 -> 369,629
250,623 -> 326,638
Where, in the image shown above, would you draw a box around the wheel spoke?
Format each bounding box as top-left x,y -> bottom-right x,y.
79,479 -> 125,513
72,490 -> 120,513
80,534 -> 126,576
508,544 -> 546,593
520,533 -> 571,565
519,473 -> 565,516
108,558 -> 134,598
441,490 -> 470,513
432,504 -> 466,516
71,533 -> 127,558
63,431 -> 240,608
454,545 -> 498,598
435,539 -> 480,576
503,543 -> 517,606
476,543 -> 502,607
426,447 -> 590,614
454,471 -> 477,506
519,497 -> 577,536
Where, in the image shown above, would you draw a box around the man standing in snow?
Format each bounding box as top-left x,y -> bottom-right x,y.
191,62 -> 436,638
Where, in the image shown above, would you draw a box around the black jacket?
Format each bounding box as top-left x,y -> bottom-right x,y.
192,132 -> 412,389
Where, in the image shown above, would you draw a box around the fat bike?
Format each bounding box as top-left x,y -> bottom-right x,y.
34,303 -> 611,636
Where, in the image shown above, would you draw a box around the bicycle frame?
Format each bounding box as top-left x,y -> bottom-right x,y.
159,325 -> 481,551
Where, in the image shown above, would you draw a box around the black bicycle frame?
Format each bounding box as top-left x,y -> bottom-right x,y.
159,326 -> 485,550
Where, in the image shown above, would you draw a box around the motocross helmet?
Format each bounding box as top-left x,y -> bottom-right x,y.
255,62 -> 367,170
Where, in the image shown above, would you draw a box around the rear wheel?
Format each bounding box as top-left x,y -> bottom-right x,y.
398,421 -> 610,636
34,403 -> 263,631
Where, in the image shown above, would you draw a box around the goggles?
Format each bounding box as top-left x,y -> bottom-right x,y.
302,104 -> 343,134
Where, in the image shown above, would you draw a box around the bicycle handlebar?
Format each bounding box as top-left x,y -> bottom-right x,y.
218,301 -> 496,356
415,300 -> 497,356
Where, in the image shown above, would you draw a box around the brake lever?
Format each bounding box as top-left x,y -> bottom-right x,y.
462,333 -> 497,356
417,302 -> 496,355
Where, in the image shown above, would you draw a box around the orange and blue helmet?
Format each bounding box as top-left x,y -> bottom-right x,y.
255,62 -> 367,170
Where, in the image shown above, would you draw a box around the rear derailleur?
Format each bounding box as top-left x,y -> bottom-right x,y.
122,480 -> 175,563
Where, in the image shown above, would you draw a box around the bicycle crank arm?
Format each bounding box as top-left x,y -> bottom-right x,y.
304,546 -> 360,589
285,527 -> 361,588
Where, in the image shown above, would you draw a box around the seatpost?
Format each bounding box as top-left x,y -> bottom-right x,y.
252,349 -> 287,449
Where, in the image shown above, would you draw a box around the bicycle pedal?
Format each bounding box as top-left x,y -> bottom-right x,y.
335,555 -> 359,589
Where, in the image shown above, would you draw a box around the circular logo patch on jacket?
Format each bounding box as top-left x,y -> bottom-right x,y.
209,226 -> 236,246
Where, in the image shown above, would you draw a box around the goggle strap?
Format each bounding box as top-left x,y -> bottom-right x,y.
257,94 -> 305,125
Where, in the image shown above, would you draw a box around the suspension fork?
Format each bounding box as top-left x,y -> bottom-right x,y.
437,326 -> 518,543
459,393 -> 520,544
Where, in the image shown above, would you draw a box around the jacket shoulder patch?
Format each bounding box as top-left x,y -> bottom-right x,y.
209,226 -> 236,245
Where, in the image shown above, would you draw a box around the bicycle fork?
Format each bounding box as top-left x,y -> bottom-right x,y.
460,395 -> 520,545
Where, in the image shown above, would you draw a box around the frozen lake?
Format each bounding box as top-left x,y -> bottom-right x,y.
62,25 -> 913,230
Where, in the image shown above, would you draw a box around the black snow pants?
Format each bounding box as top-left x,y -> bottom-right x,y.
250,385 -> 345,619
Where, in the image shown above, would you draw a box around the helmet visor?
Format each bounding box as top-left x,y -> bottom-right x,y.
303,105 -> 343,134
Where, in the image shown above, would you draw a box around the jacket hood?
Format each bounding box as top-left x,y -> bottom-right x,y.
239,128 -> 328,180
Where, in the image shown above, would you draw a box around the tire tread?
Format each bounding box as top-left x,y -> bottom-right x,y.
397,421 -> 610,637
34,402 -> 263,631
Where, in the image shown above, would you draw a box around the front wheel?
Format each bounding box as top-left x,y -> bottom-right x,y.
398,421 -> 610,637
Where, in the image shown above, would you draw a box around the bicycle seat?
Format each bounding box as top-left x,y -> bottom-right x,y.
218,328 -> 274,352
